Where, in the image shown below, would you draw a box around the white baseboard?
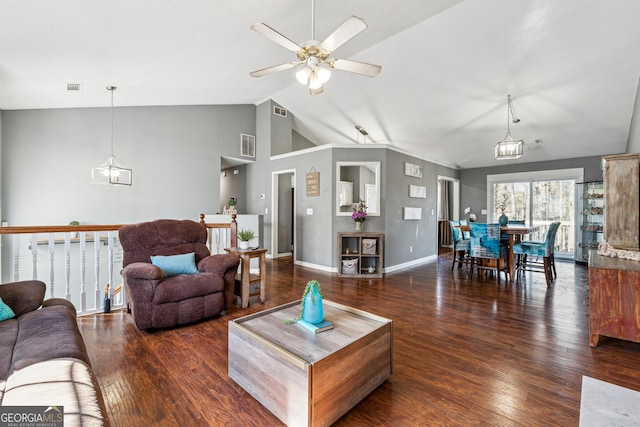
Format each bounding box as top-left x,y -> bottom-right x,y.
294,259 -> 336,273
268,252 -> 292,259
381,255 -> 438,273
293,255 -> 438,275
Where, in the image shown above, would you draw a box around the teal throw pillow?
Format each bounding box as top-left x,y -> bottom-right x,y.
0,297 -> 16,321
150,252 -> 199,278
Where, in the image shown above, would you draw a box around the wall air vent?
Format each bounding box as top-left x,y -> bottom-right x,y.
273,106 -> 288,117
66,83 -> 83,91
240,134 -> 256,158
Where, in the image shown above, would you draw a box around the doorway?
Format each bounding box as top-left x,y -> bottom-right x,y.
271,169 -> 296,259
436,176 -> 460,254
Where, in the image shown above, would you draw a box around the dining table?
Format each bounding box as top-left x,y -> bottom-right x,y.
459,223 -> 540,284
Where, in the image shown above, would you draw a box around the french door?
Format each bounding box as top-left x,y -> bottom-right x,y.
488,169 -> 583,260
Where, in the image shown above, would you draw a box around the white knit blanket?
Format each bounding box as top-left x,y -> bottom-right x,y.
1,358 -> 104,427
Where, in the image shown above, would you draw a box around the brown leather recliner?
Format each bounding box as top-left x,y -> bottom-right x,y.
119,219 -> 240,330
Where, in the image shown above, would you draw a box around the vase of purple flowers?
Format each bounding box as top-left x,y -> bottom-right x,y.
352,199 -> 367,231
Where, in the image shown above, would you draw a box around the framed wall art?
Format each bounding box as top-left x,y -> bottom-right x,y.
404,162 -> 422,178
403,207 -> 422,220
409,185 -> 426,198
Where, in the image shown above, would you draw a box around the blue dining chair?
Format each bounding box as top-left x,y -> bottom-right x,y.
512,222 -> 560,286
469,223 -> 509,282
449,220 -> 470,270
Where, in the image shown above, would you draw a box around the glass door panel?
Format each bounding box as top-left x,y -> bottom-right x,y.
491,178 -> 575,259
492,182 -> 530,222
531,180 -> 575,257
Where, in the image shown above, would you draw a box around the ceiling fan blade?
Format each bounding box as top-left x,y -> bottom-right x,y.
250,62 -> 301,78
320,16 -> 367,52
251,23 -> 301,53
329,59 -> 381,77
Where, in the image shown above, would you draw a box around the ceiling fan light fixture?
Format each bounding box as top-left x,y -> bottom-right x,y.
309,85 -> 324,96
249,0 -> 380,96
296,67 -> 312,85
309,71 -> 323,90
316,66 -> 331,84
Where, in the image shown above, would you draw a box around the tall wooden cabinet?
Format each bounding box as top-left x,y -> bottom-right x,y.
602,153 -> 639,250
338,232 -> 384,278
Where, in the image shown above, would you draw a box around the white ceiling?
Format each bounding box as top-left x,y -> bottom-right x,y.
1,0 -> 639,169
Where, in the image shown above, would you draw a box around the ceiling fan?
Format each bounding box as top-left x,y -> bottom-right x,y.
249,0 -> 381,95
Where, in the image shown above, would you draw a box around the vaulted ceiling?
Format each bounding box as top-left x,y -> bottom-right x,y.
1,0 -> 639,169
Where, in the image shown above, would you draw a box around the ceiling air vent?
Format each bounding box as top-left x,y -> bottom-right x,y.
66,83 -> 83,91
240,134 -> 256,158
273,106 -> 287,118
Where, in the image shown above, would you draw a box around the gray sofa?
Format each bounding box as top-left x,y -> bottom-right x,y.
0,280 -> 109,426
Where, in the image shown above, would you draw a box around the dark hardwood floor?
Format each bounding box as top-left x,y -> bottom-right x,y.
77,254 -> 640,426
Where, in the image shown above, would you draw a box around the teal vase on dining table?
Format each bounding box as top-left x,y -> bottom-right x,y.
499,213 -> 509,226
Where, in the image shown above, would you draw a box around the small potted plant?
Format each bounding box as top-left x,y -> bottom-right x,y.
69,220 -> 80,238
237,228 -> 255,250
284,280 -> 324,325
352,199 -> 367,231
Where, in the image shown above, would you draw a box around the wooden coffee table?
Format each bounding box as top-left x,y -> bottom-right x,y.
228,299 -> 393,427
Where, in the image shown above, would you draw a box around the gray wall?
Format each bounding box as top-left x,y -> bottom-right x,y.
383,149 -> 459,265
245,140 -> 333,266
459,155 -> 605,222
270,102 -> 293,156
1,105 -> 256,225
627,75 -> 640,154
247,98 -> 461,270
292,130 -> 316,151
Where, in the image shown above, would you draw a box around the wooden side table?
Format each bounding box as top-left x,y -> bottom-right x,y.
224,247 -> 267,308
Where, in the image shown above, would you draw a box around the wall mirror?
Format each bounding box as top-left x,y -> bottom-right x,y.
336,161 -> 380,216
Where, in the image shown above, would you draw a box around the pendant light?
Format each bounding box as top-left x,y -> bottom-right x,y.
495,94 -> 523,160
91,86 -> 132,186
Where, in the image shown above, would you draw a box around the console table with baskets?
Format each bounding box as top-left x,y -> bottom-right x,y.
338,232 -> 384,278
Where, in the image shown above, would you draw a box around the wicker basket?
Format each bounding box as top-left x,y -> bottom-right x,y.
362,238 -> 377,255
341,258 -> 359,274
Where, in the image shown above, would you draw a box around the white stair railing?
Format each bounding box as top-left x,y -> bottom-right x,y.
0,216 -> 236,316
0,224 -> 126,316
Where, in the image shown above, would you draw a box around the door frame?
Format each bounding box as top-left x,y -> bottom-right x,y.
436,175 -> 460,252
271,169 -> 296,260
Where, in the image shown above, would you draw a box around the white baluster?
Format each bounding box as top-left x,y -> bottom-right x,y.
64,233 -> 71,301
48,233 -> 55,298
31,233 -> 38,279
94,231 -> 100,310
80,232 -> 86,313
108,231 -> 114,305
12,235 -> 20,282
221,229 -> 228,253
207,227 -> 213,254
